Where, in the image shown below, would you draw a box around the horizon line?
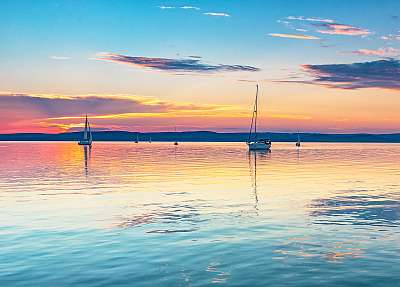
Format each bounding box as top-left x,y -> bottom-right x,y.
1,130 -> 400,136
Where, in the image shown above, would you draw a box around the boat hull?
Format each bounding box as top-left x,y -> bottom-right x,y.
78,141 -> 92,146
247,141 -> 271,151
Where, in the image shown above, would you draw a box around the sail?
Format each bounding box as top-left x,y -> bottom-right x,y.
83,115 -> 88,140
88,120 -> 92,142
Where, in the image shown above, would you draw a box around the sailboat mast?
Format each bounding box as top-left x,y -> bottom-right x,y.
254,84 -> 258,137
247,84 -> 259,143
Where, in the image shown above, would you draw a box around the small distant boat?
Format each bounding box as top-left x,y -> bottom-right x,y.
296,132 -> 301,147
78,115 -> 92,146
247,85 -> 271,151
149,137 -> 152,143
174,126 -> 178,145
134,133 -> 139,143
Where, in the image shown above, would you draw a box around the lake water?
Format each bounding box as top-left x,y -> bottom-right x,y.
0,142 -> 399,286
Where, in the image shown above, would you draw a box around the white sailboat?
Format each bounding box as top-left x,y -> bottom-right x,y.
78,115 -> 92,146
247,85 -> 271,151
296,132 -> 301,147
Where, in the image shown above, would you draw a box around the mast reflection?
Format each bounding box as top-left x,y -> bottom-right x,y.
248,150 -> 270,213
83,145 -> 91,177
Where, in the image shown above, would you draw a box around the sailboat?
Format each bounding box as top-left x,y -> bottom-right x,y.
134,133 -> 139,143
78,115 -> 92,146
296,132 -> 301,147
247,85 -> 271,151
174,126 -> 178,145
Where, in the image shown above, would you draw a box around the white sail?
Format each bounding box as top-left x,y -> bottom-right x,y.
88,120 -> 92,142
83,115 -> 88,140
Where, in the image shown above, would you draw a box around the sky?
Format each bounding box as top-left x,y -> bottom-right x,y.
1,0 -> 400,134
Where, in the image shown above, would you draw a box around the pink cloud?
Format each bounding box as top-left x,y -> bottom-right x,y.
351,47 -> 399,57
317,23 -> 370,36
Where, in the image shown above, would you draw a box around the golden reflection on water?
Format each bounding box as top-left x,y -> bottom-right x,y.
0,142 -> 399,226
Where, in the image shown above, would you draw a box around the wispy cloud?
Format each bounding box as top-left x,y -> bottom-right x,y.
94,53 -> 259,73
315,23 -> 371,36
180,6 -> 200,10
49,56 -> 70,60
159,5 -> 201,11
203,12 -> 230,17
268,33 -> 320,40
381,34 -> 400,41
296,59 -> 400,90
349,47 -> 399,57
287,16 -> 334,23
158,5 -> 175,9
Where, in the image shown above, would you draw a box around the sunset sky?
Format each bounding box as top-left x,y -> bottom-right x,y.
1,0 -> 400,134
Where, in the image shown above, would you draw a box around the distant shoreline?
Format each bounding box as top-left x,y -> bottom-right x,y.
1,131 -> 400,143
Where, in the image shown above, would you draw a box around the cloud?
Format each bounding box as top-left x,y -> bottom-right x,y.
0,94 -> 175,118
94,53 -> 260,73
158,5 -> 175,9
203,12 -> 230,17
315,23 -> 370,36
0,93 -> 240,132
281,16 -> 371,37
287,16 -> 334,23
0,93 -> 317,133
299,59 -> 400,90
381,34 -> 400,41
295,28 -> 308,32
180,6 -> 200,10
349,47 -> 399,57
268,33 -> 320,40
50,56 -> 70,60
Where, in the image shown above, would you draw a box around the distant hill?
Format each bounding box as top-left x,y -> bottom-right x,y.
1,131 -> 400,143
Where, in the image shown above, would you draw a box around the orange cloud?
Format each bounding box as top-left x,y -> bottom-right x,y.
268,33 -> 320,40
0,93 -> 317,133
0,93 -> 243,133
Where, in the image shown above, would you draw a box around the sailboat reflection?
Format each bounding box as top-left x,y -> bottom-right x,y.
296,146 -> 301,163
248,150 -> 270,212
83,145 -> 91,176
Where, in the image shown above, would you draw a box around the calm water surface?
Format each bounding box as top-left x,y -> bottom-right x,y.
0,142 -> 399,286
